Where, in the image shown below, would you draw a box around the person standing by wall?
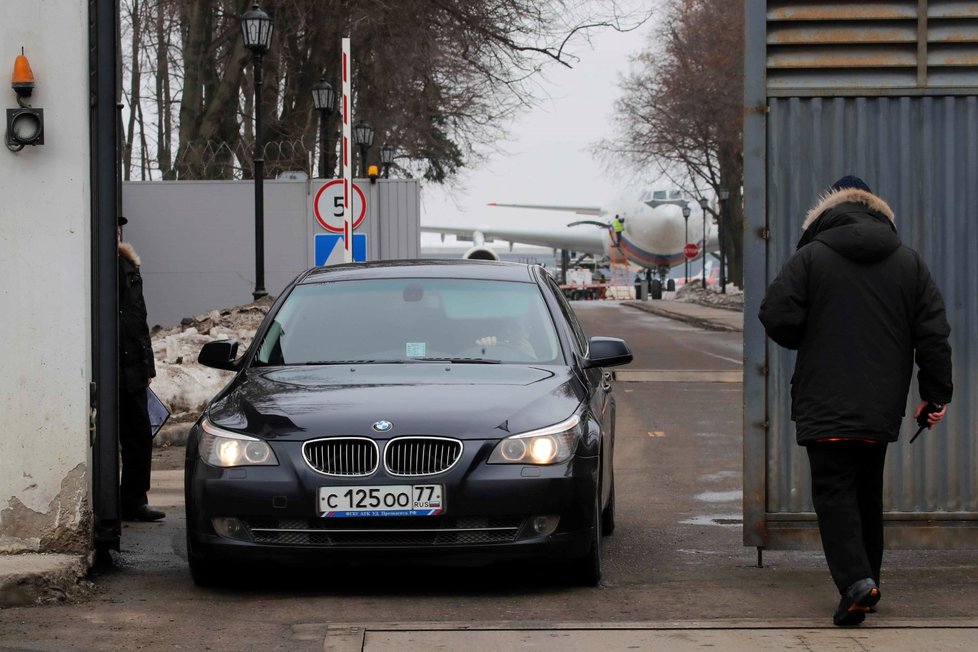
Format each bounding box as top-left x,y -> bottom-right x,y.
118,216 -> 165,522
759,175 -> 952,626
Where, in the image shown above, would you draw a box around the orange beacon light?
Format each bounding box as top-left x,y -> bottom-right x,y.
12,51 -> 35,97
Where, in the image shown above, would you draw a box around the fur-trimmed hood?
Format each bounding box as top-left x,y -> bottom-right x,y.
803,187 -> 895,230
797,187 -> 901,262
118,242 -> 141,267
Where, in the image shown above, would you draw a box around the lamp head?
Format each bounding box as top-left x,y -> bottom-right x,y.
240,4 -> 273,55
312,77 -> 335,112
380,143 -> 395,165
353,121 -> 375,147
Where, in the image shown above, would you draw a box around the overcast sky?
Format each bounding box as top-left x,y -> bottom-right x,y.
419,7 -> 656,248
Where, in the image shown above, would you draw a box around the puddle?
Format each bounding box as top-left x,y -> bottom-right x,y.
694,490 -> 743,503
698,471 -> 741,483
680,514 -> 743,527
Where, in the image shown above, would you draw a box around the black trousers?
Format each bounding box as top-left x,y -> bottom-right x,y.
806,441 -> 888,595
119,386 -> 153,512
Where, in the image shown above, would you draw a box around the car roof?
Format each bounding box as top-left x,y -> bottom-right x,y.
298,259 -> 541,285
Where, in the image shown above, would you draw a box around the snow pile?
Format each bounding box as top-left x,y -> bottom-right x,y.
150,297 -> 273,424
675,282 -> 744,311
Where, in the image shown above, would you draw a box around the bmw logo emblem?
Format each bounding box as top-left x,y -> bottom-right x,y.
372,420 -> 393,432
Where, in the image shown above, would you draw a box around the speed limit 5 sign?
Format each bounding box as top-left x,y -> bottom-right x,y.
313,179 -> 367,233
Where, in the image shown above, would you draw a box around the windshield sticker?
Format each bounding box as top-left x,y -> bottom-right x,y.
406,342 -> 426,357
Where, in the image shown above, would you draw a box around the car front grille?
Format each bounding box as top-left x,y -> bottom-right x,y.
384,437 -> 463,477
245,516 -> 523,547
302,438 -> 379,476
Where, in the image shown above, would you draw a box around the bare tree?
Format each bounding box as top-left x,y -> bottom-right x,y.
603,0 -> 744,286
121,0 -> 646,182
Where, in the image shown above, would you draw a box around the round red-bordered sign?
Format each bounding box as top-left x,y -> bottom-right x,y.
314,179 -> 367,233
683,243 -> 699,259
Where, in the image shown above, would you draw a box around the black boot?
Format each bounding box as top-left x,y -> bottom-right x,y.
833,578 -> 881,626
122,505 -> 166,522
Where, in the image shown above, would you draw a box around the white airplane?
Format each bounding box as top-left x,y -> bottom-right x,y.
422,189 -> 717,284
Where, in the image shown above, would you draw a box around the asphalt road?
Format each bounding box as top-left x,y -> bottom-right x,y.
1,302 -> 976,651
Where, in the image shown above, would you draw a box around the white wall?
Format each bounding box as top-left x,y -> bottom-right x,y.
0,2 -> 91,553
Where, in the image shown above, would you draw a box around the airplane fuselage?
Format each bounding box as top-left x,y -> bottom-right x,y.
600,200 -> 711,271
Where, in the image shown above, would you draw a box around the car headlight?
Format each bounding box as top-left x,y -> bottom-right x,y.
198,418 -> 278,467
488,414 -> 581,465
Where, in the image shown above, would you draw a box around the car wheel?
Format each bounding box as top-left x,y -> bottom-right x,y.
572,487 -> 603,586
601,478 -> 616,536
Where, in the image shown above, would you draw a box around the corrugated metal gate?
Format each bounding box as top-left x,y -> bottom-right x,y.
744,1 -> 978,550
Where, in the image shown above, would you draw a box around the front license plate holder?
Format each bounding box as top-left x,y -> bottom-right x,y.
318,484 -> 444,517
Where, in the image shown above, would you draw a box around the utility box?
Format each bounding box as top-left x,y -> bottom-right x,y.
743,1 -> 978,551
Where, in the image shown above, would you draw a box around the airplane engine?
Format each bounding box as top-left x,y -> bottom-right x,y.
462,246 -> 499,261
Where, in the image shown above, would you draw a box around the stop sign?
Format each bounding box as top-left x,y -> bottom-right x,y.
683,243 -> 699,259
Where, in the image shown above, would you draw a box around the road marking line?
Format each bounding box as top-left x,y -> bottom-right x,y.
615,370 -> 741,383
647,431 -> 666,438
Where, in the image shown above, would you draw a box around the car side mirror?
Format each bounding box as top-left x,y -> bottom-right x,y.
198,340 -> 241,371
580,337 -> 633,369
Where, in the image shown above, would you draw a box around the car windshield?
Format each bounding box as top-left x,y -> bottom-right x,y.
255,278 -> 562,365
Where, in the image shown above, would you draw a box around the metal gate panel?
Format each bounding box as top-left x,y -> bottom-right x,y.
766,0 -> 978,92
745,1 -> 978,550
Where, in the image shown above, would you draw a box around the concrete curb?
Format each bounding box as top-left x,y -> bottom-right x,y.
0,553 -> 90,608
621,301 -> 744,332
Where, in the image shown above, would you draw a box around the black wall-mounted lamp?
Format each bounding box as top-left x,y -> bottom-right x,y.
6,50 -> 43,151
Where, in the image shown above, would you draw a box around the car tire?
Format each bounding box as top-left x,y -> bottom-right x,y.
572,488 -> 603,586
601,479 -> 616,536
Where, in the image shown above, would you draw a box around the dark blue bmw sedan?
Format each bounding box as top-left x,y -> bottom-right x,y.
186,260 -> 632,586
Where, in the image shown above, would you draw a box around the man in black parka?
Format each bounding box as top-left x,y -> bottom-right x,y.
118,216 -> 165,522
759,176 -> 952,626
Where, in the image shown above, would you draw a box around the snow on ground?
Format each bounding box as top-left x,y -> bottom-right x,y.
675,282 -> 744,311
150,296 -> 273,434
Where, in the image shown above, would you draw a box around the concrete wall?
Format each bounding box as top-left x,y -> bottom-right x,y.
123,179 -> 420,327
0,3 -> 92,553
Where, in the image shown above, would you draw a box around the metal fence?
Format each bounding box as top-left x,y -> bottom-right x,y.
744,0 -> 978,551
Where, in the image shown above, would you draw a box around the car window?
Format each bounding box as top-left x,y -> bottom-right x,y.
255,278 -> 562,365
546,277 -> 588,355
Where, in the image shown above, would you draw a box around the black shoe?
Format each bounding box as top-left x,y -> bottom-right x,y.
122,505 -> 166,522
833,578 -> 881,627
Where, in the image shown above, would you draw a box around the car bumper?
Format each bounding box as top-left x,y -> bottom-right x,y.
186,442 -> 598,565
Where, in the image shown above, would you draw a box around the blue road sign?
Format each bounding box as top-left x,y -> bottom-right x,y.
315,233 -> 367,265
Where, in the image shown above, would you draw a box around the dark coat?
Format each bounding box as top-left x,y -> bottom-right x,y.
759,187 -> 952,444
119,242 -> 156,390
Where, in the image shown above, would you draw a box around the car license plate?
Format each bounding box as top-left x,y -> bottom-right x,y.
318,484 -> 444,517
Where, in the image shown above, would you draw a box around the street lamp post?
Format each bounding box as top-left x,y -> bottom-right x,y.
698,197 -> 709,289
380,143 -> 395,178
718,187 -> 730,294
311,77 -> 335,178
352,121 -> 374,177
240,4 -> 273,301
682,203 -> 691,283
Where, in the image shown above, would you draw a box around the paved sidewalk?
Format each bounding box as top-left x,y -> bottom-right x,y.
0,554 -> 89,608
323,621 -> 978,651
622,299 -> 744,332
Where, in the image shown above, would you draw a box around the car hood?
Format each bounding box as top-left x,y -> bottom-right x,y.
205,364 -> 587,441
